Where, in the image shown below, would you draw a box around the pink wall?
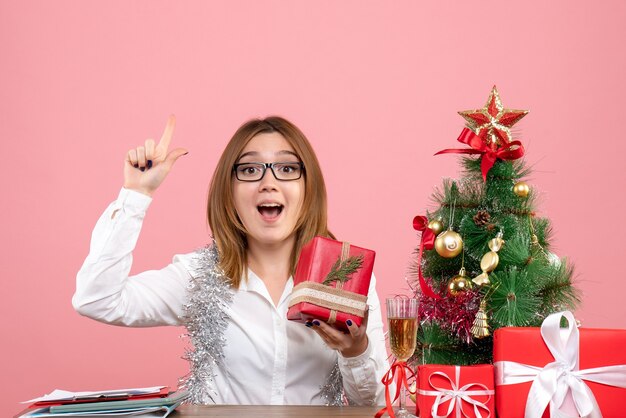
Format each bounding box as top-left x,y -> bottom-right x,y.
3,1 -> 626,414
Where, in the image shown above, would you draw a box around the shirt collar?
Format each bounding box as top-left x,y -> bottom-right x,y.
239,268 -> 294,308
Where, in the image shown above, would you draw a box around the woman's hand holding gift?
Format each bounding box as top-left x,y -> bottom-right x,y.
308,308 -> 369,358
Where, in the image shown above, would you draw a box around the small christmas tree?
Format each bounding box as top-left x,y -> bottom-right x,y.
411,86 -> 580,365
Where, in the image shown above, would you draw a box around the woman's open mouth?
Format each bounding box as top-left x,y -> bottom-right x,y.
257,203 -> 284,221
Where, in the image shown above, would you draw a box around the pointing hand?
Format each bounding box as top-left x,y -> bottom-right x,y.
123,115 -> 188,196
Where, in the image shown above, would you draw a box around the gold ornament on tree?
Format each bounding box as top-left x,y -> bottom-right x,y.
513,181 -> 530,198
471,300 -> 490,339
528,214 -> 552,261
473,231 -> 505,286
448,267 -> 472,297
435,231 -> 463,258
435,199 -> 463,258
470,285 -> 499,339
448,248 -> 471,296
458,85 -> 529,147
428,219 -> 444,236
529,215 -> 543,256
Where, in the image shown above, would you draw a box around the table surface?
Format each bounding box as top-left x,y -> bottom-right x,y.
173,405 -> 385,417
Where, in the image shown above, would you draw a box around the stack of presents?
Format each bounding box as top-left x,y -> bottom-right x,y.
414,310 -> 626,418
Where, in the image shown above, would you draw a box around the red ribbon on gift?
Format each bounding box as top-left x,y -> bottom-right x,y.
435,128 -> 525,181
376,360 -> 416,418
413,216 -> 442,300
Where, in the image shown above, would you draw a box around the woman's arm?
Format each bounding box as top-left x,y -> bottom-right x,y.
73,116 -> 194,327
72,188 -> 195,327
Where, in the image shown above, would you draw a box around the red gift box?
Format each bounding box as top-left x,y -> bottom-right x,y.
287,236 -> 375,331
416,364 -> 495,418
493,311 -> 626,418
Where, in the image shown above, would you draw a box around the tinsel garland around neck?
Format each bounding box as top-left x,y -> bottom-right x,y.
178,243 -> 345,406
179,244 -> 235,404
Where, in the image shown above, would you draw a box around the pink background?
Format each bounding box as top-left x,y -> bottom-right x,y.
3,1 -> 626,414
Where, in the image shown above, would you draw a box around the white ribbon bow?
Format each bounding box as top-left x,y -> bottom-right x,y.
417,365 -> 494,418
495,311 -> 626,418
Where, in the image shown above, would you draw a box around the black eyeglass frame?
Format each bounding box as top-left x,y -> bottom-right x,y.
232,161 -> 305,182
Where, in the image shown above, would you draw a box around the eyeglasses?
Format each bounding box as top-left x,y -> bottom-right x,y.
233,162 -> 304,182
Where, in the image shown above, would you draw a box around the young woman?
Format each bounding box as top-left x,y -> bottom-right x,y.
73,115 -> 388,406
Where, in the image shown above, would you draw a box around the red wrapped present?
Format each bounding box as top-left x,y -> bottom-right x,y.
416,364 -> 495,418
287,236 -> 375,331
494,311 -> 626,418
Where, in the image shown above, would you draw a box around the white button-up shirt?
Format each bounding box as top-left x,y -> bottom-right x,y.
73,188 -> 388,405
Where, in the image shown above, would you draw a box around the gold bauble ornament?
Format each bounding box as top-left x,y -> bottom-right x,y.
448,276 -> 471,296
513,181 -> 530,198
428,219 -> 444,236
448,267 -> 472,296
435,230 -> 463,258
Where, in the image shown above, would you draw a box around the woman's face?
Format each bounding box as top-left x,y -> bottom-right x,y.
233,132 -> 304,249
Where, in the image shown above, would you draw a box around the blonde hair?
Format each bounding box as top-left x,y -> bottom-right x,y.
207,116 -> 334,288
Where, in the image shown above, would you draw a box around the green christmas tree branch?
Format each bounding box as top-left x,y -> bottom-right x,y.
322,254 -> 364,286
538,259 -> 580,313
490,267 -> 543,327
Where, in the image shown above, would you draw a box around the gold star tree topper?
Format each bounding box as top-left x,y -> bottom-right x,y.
458,86 -> 529,147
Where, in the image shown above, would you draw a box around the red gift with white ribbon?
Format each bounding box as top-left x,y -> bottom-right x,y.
494,311 -> 626,418
417,364 -> 495,418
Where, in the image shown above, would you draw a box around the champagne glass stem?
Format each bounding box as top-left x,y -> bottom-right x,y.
399,382 -> 406,413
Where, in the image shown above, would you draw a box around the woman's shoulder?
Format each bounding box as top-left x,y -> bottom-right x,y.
172,251 -> 199,276
172,244 -> 221,280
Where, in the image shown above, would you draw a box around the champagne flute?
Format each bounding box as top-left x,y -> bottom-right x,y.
386,297 -> 418,418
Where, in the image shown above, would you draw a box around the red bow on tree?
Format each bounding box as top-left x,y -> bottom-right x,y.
413,216 -> 442,300
435,128 -> 525,181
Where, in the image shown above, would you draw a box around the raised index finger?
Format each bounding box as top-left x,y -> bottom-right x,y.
157,115 -> 176,151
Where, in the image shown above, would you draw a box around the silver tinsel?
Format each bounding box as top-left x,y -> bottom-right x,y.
179,244 -> 234,404
320,362 -> 347,406
178,243 -> 345,405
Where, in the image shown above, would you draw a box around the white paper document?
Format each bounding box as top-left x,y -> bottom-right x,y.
22,387 -> 167,404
